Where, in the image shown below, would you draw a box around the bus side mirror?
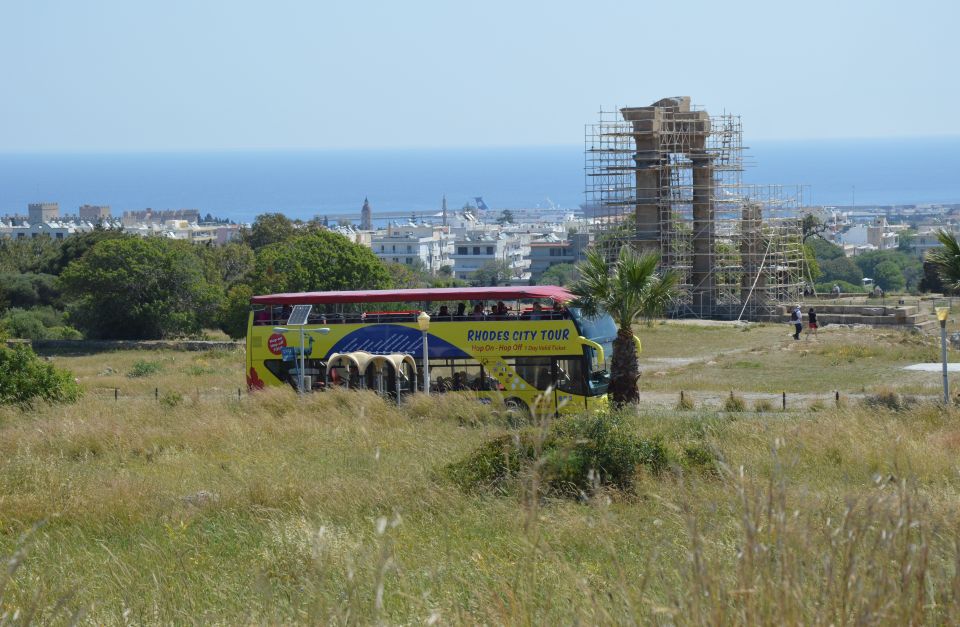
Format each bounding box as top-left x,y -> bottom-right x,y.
578,336 -> 605,370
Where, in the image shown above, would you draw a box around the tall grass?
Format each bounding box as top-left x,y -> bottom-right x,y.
0,382 -> 959,622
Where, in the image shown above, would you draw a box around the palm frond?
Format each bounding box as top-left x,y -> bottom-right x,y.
570,248 -> 612,318
570,244 -> 678,328
927,230 -> 960,290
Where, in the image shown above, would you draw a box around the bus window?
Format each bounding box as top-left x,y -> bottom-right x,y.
555,357 -> 585,395
514,357 -> 553,391
427,360 -> 487,392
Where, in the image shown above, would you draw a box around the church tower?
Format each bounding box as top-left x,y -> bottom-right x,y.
360,197 -> 373,230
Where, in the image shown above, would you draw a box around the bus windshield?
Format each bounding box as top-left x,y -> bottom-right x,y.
568,307 -> 616,395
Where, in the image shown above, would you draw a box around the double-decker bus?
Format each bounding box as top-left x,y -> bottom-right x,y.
245,286 -> 616,414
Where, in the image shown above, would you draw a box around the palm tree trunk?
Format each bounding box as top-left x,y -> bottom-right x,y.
609,327 -> 640,406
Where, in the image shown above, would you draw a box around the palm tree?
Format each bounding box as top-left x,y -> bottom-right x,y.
927,230 -> 960,292
571,245 -> 677,407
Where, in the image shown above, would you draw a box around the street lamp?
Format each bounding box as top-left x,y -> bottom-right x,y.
936,307 -> 950,405
274,326 -> 330,394
417,311 -> 431,394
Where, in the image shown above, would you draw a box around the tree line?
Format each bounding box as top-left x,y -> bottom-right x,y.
0,213 -> 458,341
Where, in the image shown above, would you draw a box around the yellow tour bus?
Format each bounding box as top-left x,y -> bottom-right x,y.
245,286 -> 616,414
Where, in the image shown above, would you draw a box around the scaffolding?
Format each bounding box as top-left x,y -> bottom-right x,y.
585,98 -> 806,320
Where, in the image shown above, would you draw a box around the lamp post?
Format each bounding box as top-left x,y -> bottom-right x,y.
274,326 -> 330,394
936,307 -> 950,405
417,311 -> 431,394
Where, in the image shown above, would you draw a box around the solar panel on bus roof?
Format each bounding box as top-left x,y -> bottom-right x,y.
286,304 -> 312,326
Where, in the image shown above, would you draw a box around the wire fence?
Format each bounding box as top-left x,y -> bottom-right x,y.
79,385 -> 948,413
86,386 -> 249,403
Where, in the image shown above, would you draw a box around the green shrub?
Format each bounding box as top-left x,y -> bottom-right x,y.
127,360 -> 163,378
159,391 -> 183,408
185,364 -> 216,377
676,392 -> 694,411
1,308 -> 45,339
682,444 -> 720,475
0,344 -> 82,405
0,272 -> 62,309
446,412 -> 671,497
0,307 -> 82,340
723,392 -> 746,412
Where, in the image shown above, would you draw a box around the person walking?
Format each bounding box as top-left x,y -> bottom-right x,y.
790,305 -> 802,340
806,307 -> 819,339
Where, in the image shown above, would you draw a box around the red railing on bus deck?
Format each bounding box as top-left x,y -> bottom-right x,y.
250,286 -> 572,306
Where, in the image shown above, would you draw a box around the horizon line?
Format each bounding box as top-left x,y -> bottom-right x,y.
2,133 -> 960,155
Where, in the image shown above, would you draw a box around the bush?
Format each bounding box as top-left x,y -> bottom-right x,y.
128,360 -> 163,378
682,444 -> 720,475
676,392 -> 694,411
0,344 -> 82,405
159,391 -> 183,408
753,398 -> 774,413
0,307 -> 82,340
446,412 -> 671,497
863,387 -> 916,411
217,284 -> 253,340
0,272 -> 61,310
723,392 -> 746,412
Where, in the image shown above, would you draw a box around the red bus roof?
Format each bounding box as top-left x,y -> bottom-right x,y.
250,286 -> 573,306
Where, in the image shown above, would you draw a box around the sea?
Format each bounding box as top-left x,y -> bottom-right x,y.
1,137 -> 958,224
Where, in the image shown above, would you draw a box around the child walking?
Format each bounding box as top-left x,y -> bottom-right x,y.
806,307 -> 818,339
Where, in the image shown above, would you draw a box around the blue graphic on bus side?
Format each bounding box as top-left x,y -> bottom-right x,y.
324,325 -> 469,359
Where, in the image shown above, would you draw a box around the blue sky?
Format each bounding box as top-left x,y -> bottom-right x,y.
1,0 -> 956,151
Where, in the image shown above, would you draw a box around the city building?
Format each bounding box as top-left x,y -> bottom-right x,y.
360,197 -> 373,231
910,225 -> 960,259
528,232 -> 592,282
370,223 -> 451,273
449,230 -> 530,283
28,202 -> 59,225
79,204 -> 111,221
122,209 -> 200,226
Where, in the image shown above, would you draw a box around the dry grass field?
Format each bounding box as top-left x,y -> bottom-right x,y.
0,323 -> 958,623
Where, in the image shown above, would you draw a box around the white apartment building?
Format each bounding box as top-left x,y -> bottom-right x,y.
449,230 -> 531,283
0,219 -> 107,240
840,217 -> 900,254
370,223 -> 452,273
911,225 -> 960,259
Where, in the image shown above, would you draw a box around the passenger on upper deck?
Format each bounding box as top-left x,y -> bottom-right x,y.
493,301 -> 509,319
455,303 -> 466,317
471,304 -> 485,320
438,305 -> 450,318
